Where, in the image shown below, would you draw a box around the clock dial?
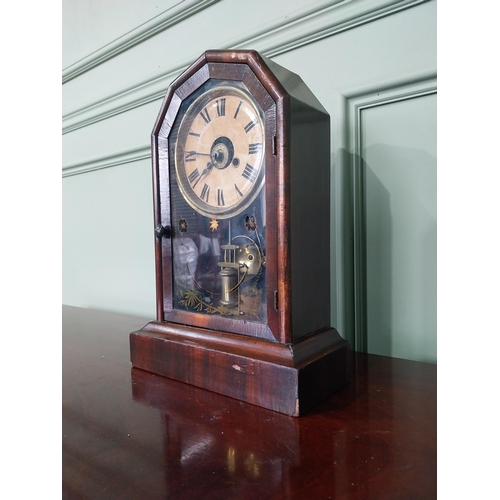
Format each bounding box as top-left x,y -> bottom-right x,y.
175,87 -> 265,219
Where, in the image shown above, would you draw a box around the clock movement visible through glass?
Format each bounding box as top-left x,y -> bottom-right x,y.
168,80 -> 268,324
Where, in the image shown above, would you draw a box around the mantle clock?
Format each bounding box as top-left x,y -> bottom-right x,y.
130,50 -> 349,416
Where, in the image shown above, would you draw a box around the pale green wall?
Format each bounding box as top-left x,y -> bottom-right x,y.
363,94 -> 437,363
63,0 -> 437,362
62,160 -> 155,317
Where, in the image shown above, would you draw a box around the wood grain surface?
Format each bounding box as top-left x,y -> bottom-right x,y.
63,306 -> 437,499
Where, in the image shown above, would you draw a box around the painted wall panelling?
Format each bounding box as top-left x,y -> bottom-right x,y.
62,0 -> 219,80
62,0 -> 436,361
349,81 -> 437,362
62,0 -> 430,169
272,1 -> 436,347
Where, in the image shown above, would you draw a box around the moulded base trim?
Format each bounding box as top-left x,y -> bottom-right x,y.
130,322 -> 350,416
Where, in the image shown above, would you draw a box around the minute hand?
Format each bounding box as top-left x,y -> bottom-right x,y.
192,161 -> 214,188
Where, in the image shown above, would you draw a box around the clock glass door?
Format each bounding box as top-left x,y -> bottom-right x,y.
168,80 -> 268,324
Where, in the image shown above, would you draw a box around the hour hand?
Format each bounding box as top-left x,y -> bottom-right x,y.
185,150 -> 211,160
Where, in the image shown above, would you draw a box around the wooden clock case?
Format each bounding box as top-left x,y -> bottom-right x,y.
130,50 -> 349,416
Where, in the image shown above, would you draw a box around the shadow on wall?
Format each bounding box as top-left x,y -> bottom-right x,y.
360,144 -> 436,363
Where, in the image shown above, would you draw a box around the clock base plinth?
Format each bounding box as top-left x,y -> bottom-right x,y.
130,322 -> 349,417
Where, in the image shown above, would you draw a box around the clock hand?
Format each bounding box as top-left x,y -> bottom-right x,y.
200,161 -> 214,176
185,150 -> 212,157
190,161 -> 214,189
191,162 -> 214,189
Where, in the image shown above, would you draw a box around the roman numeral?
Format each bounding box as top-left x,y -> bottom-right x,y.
200,183 -> 210,202
244,119 -> 257,133
234,184 -> 243,199
216,98 -> 226,117
242,163 -> 257,182
188,169 -> 200,187
217,188 -> 225,206
185,151 -> 196,162
248,143 -> 262,154
189,131 -> 200,138
200,107 -> 211,124
234,101 -> 242,119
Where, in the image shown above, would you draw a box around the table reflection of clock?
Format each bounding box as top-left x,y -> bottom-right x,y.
130,50 -> 350,416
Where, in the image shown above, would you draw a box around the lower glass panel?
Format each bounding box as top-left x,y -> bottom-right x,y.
170,194 -> 267,324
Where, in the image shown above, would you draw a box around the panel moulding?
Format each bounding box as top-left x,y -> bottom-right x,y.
62,0 -> 430,137
62,146 -> 150,178
62,0 -> 221,84
346,75 -> 437,352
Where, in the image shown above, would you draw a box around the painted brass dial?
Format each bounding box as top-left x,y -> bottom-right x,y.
175,86 -> 265,219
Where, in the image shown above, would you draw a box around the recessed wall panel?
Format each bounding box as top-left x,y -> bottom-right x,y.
362,93 -> 437,362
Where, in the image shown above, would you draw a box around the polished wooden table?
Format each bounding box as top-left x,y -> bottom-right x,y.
62,305 -> 436,499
